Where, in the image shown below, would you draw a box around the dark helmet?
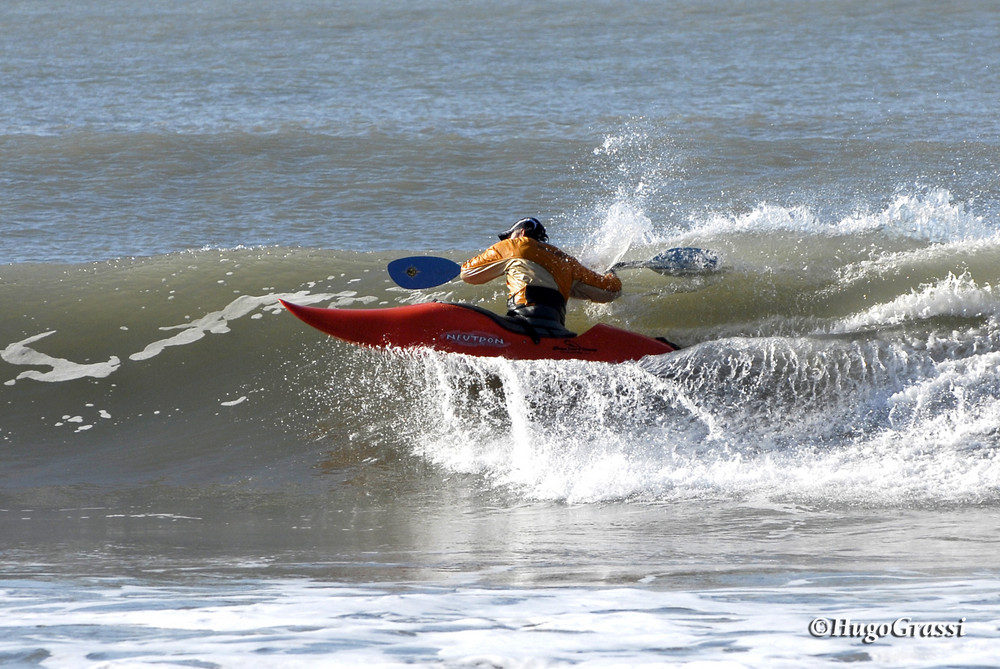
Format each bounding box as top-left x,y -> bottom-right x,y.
498,217 -> 548,242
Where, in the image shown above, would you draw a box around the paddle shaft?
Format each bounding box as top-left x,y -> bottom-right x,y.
388,248 -> 718,289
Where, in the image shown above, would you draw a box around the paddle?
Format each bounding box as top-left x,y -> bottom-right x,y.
388,247 -> 719,289
387,256 -> 461,290
609,247 -> 719,276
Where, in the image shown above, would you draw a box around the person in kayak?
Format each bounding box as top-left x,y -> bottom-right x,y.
460,217 -> 622,334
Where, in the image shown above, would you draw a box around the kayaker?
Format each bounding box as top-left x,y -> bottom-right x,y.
460,217 -> 622,333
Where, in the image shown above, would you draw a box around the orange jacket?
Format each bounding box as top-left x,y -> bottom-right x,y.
460,237 -> 622,307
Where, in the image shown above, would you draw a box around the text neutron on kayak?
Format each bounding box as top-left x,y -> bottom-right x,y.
442,332 -> 509,348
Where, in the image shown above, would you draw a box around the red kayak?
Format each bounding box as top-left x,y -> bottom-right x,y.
280,300 -> 678,363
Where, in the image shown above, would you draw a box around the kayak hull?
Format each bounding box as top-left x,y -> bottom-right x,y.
280,301 -> 677,363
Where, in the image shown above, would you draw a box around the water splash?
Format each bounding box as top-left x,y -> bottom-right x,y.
575,123 -> 682,269
400,320 -> 1000,506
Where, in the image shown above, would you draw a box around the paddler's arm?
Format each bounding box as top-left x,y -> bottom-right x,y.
568,266 -> 622,303
460,244 -> 509,285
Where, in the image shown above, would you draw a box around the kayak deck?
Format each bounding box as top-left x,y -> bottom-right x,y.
280,300 -> 677,363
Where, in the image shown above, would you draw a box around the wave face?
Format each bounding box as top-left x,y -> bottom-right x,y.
3,192 -> 998,508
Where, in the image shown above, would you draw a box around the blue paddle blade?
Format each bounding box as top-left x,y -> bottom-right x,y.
387,256 -> 462,289
644,247 -> 720,275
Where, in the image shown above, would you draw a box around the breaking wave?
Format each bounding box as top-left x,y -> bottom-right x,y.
2,192 -> 999,506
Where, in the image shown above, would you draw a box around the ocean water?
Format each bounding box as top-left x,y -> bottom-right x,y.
3,0 -> 1000,666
